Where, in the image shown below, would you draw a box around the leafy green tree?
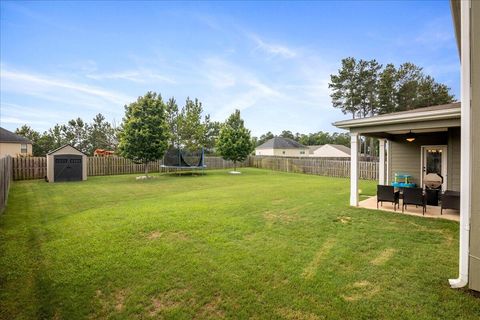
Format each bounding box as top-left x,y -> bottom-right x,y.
216,110 -> 254,172
330,132 -> 350,147
256,131 -> 275,146
118,92 -> 170,176
280,130 -> 295,140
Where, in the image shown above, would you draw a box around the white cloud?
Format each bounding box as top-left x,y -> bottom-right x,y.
1,67 -> 133,107
249,33 -> 297,59
0,116 -> 50,126
86,69 -> 176,84
200,57 -> 285,120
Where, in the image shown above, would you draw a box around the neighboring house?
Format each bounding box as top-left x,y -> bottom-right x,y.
255,137 -> 309,157
309,144 -> 351,158
333,0 -> 479,292
0,127 -> 33,157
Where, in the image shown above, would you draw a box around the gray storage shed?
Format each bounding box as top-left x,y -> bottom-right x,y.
46,144 -> 87,182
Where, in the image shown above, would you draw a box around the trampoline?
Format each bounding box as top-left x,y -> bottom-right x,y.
162,147 -> 206,174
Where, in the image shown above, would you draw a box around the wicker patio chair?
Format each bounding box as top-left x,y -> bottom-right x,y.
377,185 -> 400,211
402,187 -> 426,215
441,190 -> 460,215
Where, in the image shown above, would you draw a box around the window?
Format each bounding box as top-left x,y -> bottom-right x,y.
70,159 -> 82,164
20,144 -> 27,153
300,151 -> 305,155
282,151 -> 286,155
55,159 -> 68,164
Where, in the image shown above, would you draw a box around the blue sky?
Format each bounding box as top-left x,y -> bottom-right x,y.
0,0 -> 459,136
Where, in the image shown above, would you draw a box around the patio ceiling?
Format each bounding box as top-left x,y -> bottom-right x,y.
385,128 -> 448,135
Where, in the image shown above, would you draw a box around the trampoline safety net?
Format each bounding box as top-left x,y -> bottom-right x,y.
162,148 -> 205,168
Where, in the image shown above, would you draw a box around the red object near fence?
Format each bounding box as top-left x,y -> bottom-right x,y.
93,149 -> 115,157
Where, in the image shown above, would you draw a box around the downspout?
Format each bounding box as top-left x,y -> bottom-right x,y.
449,0 -> 471,289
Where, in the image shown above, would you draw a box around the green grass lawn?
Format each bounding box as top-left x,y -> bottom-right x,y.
0,168 -> 478,319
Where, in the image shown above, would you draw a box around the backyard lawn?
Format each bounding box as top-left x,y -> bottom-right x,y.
0,168 -> 478,319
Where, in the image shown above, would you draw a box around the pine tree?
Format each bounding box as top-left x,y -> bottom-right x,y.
86,113 -> 117,155
216,110 -> 253,172
178,98 -> 205,151
329,57 -> 362,119
378,64 -> 397,114
165,97 -> 179,148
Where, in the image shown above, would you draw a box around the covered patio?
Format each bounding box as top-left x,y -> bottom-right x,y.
334,102 -> 461,220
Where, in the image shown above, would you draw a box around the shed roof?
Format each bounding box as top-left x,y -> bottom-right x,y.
256,137 -> 307,150
0,127 -> 33,144
47,144 -> 87,156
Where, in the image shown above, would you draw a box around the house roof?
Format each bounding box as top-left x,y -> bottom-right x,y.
256,137 -> 307,150
327,144 -> 351,155
0,127 -> 32,144
47,144 -> 87,156
333,102 -> 461,130
309,144 -> 351,155
307,145 -> 323,152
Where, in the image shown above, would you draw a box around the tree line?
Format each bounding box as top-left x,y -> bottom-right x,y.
15,114 -> 118,157
15,92 -> 254,175
15,95 -> 222,157
329,57 -> 455,119
254,130 -> 350,147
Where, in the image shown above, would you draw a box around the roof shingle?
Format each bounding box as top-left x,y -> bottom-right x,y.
0,127 -> 32,144
256,137 -> 307,150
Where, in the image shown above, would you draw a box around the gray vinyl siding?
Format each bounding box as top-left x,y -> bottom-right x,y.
469,0 -> 480,292
447,127 -> 461,191
387,132 -> 448,186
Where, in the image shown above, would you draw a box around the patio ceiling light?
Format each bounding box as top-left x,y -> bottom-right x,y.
406,130 -> 416,142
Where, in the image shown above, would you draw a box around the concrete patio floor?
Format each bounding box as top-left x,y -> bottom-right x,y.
359,196 -> 460,222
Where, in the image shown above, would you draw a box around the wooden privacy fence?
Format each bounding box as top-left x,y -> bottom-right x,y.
9,156 -> 378,181
249,156 -> 378,180
87,156 -> 248,177
11,156 -> 249,180
0,156 -> 13,214
12,157 -> 47,180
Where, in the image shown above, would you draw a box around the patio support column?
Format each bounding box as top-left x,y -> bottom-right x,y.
378,139 -> 386,185
350,132 -> 359,206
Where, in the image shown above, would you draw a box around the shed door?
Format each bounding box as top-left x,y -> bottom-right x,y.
54,155 -> 82,182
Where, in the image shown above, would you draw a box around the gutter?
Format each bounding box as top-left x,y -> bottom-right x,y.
449,0 -> 470,289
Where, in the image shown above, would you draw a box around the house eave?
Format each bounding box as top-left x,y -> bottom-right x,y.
333,108 -> 461,130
